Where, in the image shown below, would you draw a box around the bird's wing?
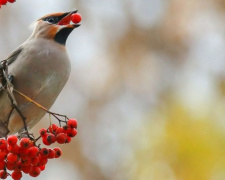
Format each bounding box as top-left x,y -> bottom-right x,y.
2,46 -> 23,65
0,46 -> 23,95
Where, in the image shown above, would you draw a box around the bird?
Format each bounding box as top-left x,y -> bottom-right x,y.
0,11 -> 80,137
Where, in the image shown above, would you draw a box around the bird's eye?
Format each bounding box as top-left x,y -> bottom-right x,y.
47,17 -> 55,23
44,17 -> 59,24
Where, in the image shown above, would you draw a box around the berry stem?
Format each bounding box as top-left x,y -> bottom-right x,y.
14,89 -> 69,122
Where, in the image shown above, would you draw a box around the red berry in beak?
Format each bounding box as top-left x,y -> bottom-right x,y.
71,13 -> 82,24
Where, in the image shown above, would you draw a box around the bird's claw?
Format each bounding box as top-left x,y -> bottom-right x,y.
8,75 -> 13,83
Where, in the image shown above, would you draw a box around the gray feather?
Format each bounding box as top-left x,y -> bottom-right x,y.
3,46 -> 23,65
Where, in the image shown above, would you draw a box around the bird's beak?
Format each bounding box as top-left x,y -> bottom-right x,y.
57,10 -> 80,29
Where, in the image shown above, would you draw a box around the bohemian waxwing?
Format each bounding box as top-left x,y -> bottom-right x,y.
0,11 -> 80,137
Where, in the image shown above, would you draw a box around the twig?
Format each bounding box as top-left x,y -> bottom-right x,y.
14,89 -> 69,123
13,89 -> 71,142
6,107 -> 14,126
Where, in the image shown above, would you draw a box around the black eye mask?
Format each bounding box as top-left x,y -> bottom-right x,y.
43,16 -> 59,24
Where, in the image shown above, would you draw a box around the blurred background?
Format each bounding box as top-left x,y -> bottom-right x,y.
1,0 -> 225,179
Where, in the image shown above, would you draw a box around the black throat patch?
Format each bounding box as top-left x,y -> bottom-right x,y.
54,28 -> 74,45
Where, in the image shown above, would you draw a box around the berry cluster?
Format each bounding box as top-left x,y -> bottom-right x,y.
40,119 -> 77,145
0,118 -> 77,179
0,0 -> 15,9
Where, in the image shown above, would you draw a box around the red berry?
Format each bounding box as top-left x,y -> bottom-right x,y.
53,147 -> 62,158
63,125 -> 69,131
7,135 -> 18,146
19,138 -> 30,148
0,161 -> 5,170
7,0 -> 15,3
18,146 -> 29,157
42,136 -> 51,146
67,119 -> 77,129
7,144 -> 19,154
67,128 -> 77,137
47,149 -> 55,159
29,166 -> 41,177
0,151 -> 7,160
49,124 -> 58,134
39,165 -> 45,171
40,148 -> 49,158
39,157 -> 48,166
14,161 -> 23,172
0,170 -> 7,179
29,141 -> 35,147
46,133 -> 56,144
31,157 -> 39,166
55,127 -> 64,135
21,156 -> 31,166
56,133 -> 67,144
6,162 -> 15,171
28,146 -> 39,158
7,153 -> 18,163
71,13 -> 82,24
65,126 -> 72,133
65,136 -> 71,143
0,0 -> 7,5
11,170 -> 22,179
22,165 -> 32,174
39,128 -> 47,137
0,139 -> 7,151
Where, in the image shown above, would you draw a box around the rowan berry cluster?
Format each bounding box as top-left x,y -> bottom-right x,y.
0,118 -> 77,179
40,119 -> 77,145
0,0 -> 15,9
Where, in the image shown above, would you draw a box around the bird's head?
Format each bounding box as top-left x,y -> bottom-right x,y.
30,10 -> 80,45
